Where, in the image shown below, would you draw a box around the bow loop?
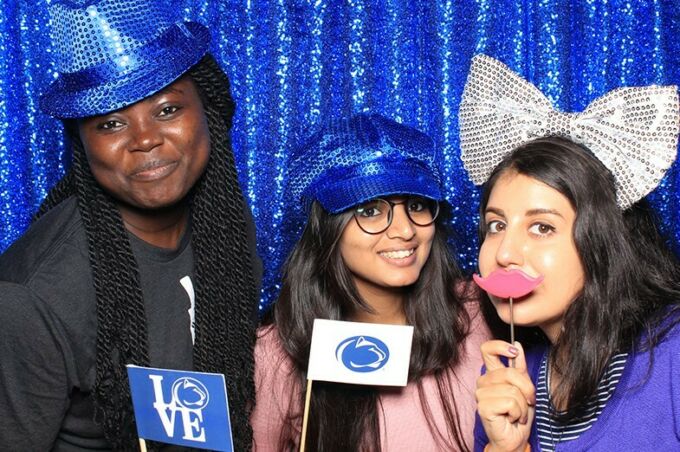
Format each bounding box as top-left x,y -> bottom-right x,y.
460,54 -> 679,208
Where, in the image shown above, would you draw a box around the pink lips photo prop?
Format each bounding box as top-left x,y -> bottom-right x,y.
473,269 -> 544,299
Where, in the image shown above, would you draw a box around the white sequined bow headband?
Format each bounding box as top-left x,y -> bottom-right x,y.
459,54 -> 680,208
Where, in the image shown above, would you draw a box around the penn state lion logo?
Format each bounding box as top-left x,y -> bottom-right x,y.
335,336 -> 390,373
172,377 -> 209,410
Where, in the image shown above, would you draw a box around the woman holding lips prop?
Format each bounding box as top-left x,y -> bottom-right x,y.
461,55 -> 680,451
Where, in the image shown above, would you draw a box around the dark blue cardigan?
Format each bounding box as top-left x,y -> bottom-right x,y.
474,321 -> 680,451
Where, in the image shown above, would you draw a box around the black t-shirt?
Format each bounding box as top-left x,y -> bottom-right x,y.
0,197 -> 260,450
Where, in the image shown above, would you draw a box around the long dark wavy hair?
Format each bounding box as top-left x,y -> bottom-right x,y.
479,136 -> 680,419
36,55 -> 258,450
264,201 -> 474,451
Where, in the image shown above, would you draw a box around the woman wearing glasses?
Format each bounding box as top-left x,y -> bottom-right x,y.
251,113 -> 489,451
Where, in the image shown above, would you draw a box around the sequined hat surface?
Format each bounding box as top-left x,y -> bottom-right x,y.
288,113 -> 443,215
459,54 -> 680,209
39,0 -> 210,118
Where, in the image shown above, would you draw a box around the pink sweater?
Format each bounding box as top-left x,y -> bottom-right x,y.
251,302 -> 489,451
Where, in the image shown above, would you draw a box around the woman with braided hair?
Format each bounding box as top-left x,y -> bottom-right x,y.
0,1 -> 260,450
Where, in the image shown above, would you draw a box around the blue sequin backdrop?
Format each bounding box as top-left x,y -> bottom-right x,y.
2,1 -> 680,311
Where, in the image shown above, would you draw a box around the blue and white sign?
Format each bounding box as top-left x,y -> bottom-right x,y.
126,365 -> 233,451
307,319 -> 413,386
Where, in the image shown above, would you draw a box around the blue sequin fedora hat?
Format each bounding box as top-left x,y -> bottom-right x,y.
288,113 -> 444,215
39,0 -> 210,118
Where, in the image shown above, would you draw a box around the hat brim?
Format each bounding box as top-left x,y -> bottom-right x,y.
39,22 -> 210,119
314,165 -> 443,214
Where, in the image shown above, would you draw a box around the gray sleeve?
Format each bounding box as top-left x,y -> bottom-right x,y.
0,282 -> 73,450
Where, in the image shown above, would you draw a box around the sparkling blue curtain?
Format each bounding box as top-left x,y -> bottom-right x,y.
2,1 -> 680,310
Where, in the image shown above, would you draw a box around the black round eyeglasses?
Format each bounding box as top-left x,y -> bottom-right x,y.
352,196 -> 440,234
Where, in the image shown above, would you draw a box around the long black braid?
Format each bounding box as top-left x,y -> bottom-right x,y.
37,55 -> 258,451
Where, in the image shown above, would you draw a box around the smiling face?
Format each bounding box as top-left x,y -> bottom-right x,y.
478,171 -> 585,342
78,77 -> 211,213
339,195 -> 436,304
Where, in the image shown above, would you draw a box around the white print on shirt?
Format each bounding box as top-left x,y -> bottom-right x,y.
179,276 -> 196,344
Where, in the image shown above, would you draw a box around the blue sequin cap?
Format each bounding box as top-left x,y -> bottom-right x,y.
39,0 -> 210,118
288,113 -> 443,215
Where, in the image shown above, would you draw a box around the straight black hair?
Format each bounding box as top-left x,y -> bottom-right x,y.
264,201 -> 474,451
479,136 -> 680,418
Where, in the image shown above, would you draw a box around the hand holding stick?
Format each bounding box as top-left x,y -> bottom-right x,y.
477,340 -> 535,451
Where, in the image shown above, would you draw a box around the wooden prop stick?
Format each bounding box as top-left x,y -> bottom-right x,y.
139,438 -> 147,452
509,297 -> 515,368
299,379 -> 314,452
